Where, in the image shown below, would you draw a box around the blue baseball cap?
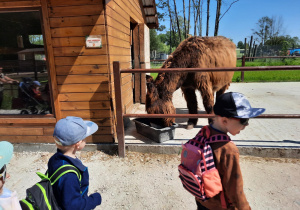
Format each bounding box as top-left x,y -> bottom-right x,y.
214,92 -> 265,118
53,116 -> 98,146
0,141 -> 13,169
33,81 -> 41,86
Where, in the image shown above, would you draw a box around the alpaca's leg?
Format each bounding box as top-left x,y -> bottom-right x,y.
199,85 -> 214,124
216,83 -> 230,98
182,87 -> 198,130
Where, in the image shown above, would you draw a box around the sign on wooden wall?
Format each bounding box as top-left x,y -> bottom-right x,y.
85,35 -> 102,48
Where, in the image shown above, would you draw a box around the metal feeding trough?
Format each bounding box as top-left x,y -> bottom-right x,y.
133,118 -> 178,143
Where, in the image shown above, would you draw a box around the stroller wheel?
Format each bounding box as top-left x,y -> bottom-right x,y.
20,110 -> 29,114
31,107 -> 38,114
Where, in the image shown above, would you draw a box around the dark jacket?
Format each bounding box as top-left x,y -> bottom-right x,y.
196,126 -> 251,210
47,149 -> 101,210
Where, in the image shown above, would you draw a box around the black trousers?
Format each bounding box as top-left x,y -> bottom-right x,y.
196,200 -> 209,210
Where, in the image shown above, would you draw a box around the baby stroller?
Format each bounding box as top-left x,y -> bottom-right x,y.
18,77 -> 49,114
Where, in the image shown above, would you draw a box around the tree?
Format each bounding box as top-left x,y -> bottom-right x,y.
150,29 -> 170,56
252,16 -> 272,45
173,0 -> 182,42
187,0 -> 191,35
252,15 -> 287,47
214,0 -> 221,36
237,41 -> 244,49
214,0 -> 240,36
192,0 -> 201,36
183,0 -> 187,38
150,29 -> 160,52
269,16 -> 285,38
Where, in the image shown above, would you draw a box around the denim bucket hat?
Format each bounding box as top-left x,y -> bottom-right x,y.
213,92 -> 265,118
53,116 -> 98,146
0,141 -> 13,169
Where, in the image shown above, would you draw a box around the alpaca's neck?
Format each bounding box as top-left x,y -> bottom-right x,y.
156,73 -> 184,99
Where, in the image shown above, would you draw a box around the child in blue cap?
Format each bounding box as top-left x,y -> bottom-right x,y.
48,116 -> 101,210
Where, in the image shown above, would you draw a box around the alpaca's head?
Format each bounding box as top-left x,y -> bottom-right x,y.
145,76 -> 176,127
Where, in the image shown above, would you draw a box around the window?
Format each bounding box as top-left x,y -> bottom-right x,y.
0,11 -> 52,115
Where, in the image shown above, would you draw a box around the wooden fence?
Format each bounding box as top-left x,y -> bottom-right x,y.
113,61 -> 300,157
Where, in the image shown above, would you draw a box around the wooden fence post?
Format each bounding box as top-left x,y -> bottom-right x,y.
248,36 -> 253,61
241,55 -> 245,82
113,61 -> 125,158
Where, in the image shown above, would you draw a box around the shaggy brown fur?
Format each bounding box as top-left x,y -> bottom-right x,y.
146,36 -> 236,129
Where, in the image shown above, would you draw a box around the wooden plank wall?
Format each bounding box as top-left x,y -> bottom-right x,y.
47,0 -> 114,143
0,0 -> 147,144
105,0 -> 144,114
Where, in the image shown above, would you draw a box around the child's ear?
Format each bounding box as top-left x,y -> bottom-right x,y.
221,117 -> 229,125
75,141 -> 82,148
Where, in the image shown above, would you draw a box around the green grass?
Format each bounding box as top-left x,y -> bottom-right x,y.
234,58 -> 300,82
150,58 -> 300,82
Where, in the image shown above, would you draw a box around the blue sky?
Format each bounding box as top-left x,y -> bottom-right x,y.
157,0 -> 300,45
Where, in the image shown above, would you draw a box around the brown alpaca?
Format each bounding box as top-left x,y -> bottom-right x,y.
146,36 -> 236,129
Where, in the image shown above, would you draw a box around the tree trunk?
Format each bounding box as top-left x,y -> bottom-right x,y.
193,0 -> 196,36
173,0 -> 182,42
206,0 -> 210,36
199,0 -> 203,36
183,0 -> 186,39
187,0 -> 191,36
167,0 -> 174,53
193,0 -> 201,36
214,0 -> 221,36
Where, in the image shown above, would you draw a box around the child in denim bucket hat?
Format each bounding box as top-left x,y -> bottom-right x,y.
194,92 -> 265,210
47,116 -> 101,210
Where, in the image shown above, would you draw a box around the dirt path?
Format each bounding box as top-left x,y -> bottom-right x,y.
6,151 -> 300,210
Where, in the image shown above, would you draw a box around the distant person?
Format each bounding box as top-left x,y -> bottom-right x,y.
47,116 -> 102,210
191,92 -> 265,209
30,81 -> 43,102
0,67 -> 19,107
0,141 -> 22,210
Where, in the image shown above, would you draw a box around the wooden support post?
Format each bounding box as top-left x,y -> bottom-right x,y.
244,38 -> 247,58
248,36 -> 253,61
253,45 -> 258,59
241,55 -> 245,82
113,61 -> 125,158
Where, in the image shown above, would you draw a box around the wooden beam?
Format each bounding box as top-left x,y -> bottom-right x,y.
0,118 -> 56,124
41,0 -> 62,119
0,0 -> 41,8
58,93 -> 110,101
58,83 -> 109,93
55,65 -> 109,75
47,0 -> 102,7
48,4 -> 103,17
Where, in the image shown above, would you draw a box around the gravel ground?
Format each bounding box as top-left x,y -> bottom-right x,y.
5,151 -> 300,210
4,82 -> 300,210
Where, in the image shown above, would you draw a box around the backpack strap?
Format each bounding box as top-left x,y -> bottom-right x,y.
206,134 -> 231,143
49,164 -> 82,185
190,126 -> 231,147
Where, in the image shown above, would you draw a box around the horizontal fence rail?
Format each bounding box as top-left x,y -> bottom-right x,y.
113,60 -> 300,157
120,65 -> 300,73
152,56 -> 300,81
237,56 -> 300,60
123,114 -> 300,119
152,56 -> 300,62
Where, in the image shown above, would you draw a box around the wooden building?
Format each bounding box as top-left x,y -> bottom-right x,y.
0,0 -> 158,144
